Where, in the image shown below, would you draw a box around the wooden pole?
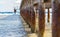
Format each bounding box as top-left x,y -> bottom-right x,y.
33,1 -> 45,37
38,3 -> 45,37
52,0 -> 60,37
48,8 -> 50,22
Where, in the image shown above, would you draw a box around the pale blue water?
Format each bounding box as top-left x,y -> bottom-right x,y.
0,12 -> 27,37
0,12 -> 20,15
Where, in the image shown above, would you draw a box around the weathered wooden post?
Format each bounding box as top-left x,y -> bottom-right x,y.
39,6 -> 45,37
33,0 -> 45,37
52,0 -> 60,37
20,0 -> 45,36
14,8 -> 16,14
39,0 -> 45,37
33,2 -> 39,33
30,6 -> 35,33
48,8 -> 50,22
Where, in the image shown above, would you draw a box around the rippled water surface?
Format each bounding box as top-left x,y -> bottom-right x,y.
0,13 -> 27,37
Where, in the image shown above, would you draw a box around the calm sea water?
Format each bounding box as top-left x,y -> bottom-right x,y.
0,13 -> 27,37
0,12 -> 20,15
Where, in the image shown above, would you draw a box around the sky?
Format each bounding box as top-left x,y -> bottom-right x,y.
0,0 -> 22,12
